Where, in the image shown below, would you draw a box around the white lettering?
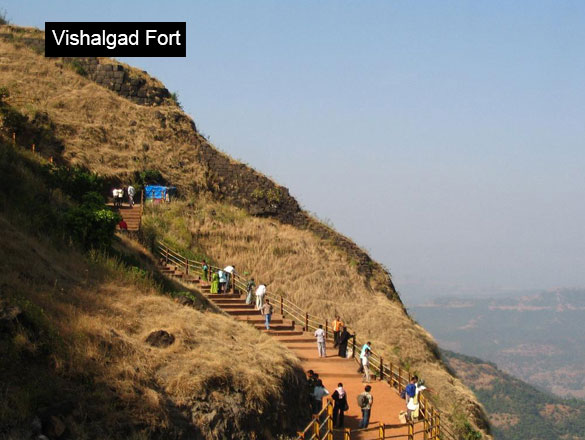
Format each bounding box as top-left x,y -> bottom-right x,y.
51,29 -> 66,45
105,33 -> 116,49
128,30 -> 139,46
146,29 -> 157,45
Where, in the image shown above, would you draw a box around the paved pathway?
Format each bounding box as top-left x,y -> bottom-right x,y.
160,263 -> 422,440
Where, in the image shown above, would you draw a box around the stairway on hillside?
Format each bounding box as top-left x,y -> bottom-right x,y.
160,261 -> 301,336
158,259 -> 424,440
113,204 -> 142,231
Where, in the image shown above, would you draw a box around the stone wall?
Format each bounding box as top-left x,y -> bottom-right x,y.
67,58 -> 171,106
0,30 -> 170,107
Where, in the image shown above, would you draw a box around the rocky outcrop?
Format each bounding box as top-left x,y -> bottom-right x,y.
66,58 -> 171,106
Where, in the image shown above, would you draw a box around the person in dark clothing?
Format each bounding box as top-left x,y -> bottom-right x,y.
338,327 -> 352,358
331,383 -> 348,428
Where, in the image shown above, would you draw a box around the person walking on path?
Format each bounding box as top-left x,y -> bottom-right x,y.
311,379 -> 329,414
210,271 -> 219,294
245,277 -> 256,305
261,299 -> 273,330
362,348 -> 372,383
338,326 -> 352,358
331,383 -> 348,428
357,385 -> 373,429
218,269 -> 227,293
358,341 -> 371,373
332,316 -> 343,348
127,185 -> 136,207
314,324 -> 326,358
405,376 -> 427,421
255,283 -> 266,310
223,265 -> 236,293
201,260 -> 209,282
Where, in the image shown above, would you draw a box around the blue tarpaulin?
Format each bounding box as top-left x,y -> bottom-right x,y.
144,185 -> 176,200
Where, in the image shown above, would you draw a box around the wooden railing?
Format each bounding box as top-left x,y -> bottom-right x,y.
295,399 -> 441,440
155,241 -> 454,440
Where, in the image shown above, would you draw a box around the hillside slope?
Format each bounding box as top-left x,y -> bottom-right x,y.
0,124 -> 307,438
443,350 -> 585,440
1,24 -> 490,438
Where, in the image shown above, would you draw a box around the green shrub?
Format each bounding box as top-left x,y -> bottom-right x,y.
65,193 -> 121,249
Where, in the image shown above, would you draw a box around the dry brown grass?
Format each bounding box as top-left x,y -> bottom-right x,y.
0,214 -> 305,438
143,199 -> 490,437
0,27 -> 205,189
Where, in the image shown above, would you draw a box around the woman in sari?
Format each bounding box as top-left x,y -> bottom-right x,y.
201,260 -> 209,282
245,278 -> 256,305
210,271 -> 219,294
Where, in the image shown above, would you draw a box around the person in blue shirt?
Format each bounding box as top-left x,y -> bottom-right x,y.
358,341 -> 371,373
218,269 -> 227,293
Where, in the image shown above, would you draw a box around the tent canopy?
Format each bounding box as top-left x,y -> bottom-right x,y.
144,185 -> 176,200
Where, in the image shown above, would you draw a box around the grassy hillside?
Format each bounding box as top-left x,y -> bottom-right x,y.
443,350 -> 585,440
0,24 -> 491,438
0,130 -> 307,438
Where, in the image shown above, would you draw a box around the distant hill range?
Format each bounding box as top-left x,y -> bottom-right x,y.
410,289 -> 585,399
442,350 -> 585,440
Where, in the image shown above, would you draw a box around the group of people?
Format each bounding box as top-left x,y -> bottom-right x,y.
204,262 -> 237,294
306,370 -> 374,430
313,316 -> 354,359
112,185 -> 136,208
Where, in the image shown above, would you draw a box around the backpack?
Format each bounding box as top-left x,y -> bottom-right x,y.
357,393 -> 368,408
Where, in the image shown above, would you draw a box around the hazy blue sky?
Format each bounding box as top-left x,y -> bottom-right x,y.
6,1 -> 585,301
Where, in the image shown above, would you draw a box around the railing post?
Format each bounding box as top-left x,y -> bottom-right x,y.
185,258 -> 189,275
344,428 -> 351,440
436,412 -> 441,440
408,421 -> 414,440
423,416 -> 429,440
305,313 -> 309,331
352,335 -> 356,359
280,296 -> 284,316
165,247 -> 169,264
327,400 -> 333,440
389,362 -> 394,387
398,366 -> 403,393
379,357 -> 384,381
313,416 -> 320,440
378,423 -> 385,439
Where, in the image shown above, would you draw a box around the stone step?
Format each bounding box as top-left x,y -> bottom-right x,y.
215,303 -> 256,310
225,309 -> 260,316
238,317 -> 286,325
261,329 -> 304,336
253,324 -> 295,331
212,298 -> 248,305
207,294 -> 242,300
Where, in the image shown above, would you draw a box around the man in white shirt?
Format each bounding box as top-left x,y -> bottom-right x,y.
314,324 -> 326,358
255,284 -> 266,310
223,265 -> 236,292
